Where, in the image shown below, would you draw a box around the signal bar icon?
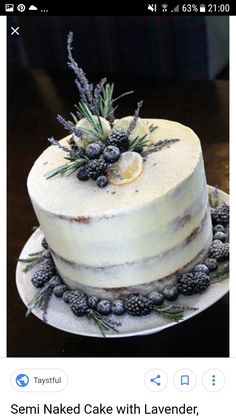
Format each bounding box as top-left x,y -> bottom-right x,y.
171,4 -> 180,12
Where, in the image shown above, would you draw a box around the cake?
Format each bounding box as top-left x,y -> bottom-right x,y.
27,118 -> 212,299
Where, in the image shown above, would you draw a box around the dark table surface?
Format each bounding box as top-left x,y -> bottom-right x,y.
7,70 -> 229,357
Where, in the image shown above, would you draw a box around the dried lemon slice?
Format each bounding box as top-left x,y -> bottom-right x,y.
76,116 -> 111,144
112,116 -> 150,144
107,151 -> 144,185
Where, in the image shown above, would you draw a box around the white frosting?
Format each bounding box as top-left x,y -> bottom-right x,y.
27,119 -> 212,291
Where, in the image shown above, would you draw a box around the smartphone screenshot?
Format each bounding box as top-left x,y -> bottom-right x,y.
1,2 -> 235,418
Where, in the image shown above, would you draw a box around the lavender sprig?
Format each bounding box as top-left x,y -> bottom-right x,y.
127,100 -> 143,136
57,114 -> 81,137
48,137 -> 70,153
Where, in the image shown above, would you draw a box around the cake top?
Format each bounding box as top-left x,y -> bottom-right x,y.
27,118 -> 202,218
27,32 -> 202,218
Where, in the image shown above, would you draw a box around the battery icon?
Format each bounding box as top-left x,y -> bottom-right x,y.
200,4 -> 206,12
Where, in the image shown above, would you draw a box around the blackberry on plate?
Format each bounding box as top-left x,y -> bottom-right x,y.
96,299 -> 112,315
177,272 -> 210,296
86,143 -> 102,159
96,175 -> 108,188
31,260 -> 55,288
111,299 -> 126,315
53,284 -> 68,298
211,205 -> 229,225
208,240 -> 229,261
204,258 -> 218,272
125,294 -> 153,316
88,295 -> 99,309
213,224 -> 225,234
49,275 -> 63,287
69,289 -> 87,304
193,264 -> 209,275
213,231 -> 226,242
148,291 -> 164,306
87,158 -> 108,180
41,237 -> 48,249
70,296 -> 89,317
163,285 -> 179,301
63,290 -> 74,304
77,166 -> 89,181
103,145 -> 120,163
108,128 -> 130,152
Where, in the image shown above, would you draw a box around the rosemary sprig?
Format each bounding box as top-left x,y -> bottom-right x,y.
210,262 -> 229,284
154,304 -> 198,322
45,158 -> 86,179
18,252 -> 44,273
128,134 -> 149,152
88,309 -> 119,337
99,83 -> 133,122
26,282 -> 52,318
149,124 -> 158,133
77,101 -> 106,141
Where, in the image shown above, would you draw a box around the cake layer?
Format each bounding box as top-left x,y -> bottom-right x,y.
50,208 -> 211,289
27,119 -> 212,292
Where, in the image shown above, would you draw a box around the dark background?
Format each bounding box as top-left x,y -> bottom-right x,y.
7,16 -> 229,357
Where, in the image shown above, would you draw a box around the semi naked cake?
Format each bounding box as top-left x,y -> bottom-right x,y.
27,117 -> 212,299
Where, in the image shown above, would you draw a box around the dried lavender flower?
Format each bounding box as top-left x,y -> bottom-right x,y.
57,114 -> 81,137
127,100 -> 143,136
48,137 -> 70,152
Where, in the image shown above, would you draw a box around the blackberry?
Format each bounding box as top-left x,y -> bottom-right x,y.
96,299 -> 112,316
193,264 -> 209,275
53,285 -> 68,298
41,237 -> 48,249
103,145 -> 120,163
70,296 -> 89,317
208,240 -> 229,261
211,205 -> 229,225
63,291 -> 74,304
96,175 -> 108,188
87,159 -> 108,180
49,275 -> 63,288
213,224 -> 225,234
148,291 -> 164,306
177,272 -> 210,296
125,294 -> 153,316
31,260 -> 55,288
111,299 -> 126,315
77,166 -> 89,181
69,289 -> 87,304
88,296 -> 99,309
108,128 -> 130,152
213,231 -> 226,242
163,285 -> 179,301
204,258 -> 218,272
86,143 -> 102,159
